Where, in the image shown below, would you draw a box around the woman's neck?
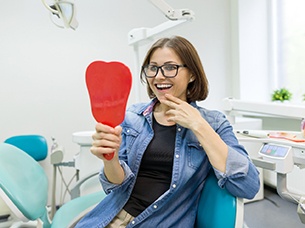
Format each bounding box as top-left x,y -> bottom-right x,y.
153,102 -> 175,126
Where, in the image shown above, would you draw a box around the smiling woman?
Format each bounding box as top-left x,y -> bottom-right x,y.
74,35 -> 260,228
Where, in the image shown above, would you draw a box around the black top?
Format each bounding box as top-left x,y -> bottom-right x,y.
124,116 -> 176,217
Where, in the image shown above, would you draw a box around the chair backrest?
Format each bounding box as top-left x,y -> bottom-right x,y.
195,171 -> 244,228
0,143 -> 50,227
4,135 -> 48,161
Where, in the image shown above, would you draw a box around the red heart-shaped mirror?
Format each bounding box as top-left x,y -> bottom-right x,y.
86,61 -> 132,160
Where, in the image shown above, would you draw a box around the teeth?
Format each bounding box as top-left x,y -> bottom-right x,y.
156,84 -> 172,89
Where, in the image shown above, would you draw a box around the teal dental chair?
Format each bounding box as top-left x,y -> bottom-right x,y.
0,142 -> 243,228
0,143 -> 106,228
195,170 -> 244,228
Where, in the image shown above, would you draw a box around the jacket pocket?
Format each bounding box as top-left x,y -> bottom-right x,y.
187,142 -> 206,169
122,127 -> 139,154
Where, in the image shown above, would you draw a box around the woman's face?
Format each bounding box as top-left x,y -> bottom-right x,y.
146,47 -> 193,102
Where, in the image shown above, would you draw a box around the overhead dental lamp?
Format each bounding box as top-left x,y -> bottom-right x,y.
41,0 -> 78,30
128,0 -> 195,45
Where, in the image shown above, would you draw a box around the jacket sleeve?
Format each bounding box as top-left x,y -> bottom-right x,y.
210,111 -> 260,199
99,160 -> 135,194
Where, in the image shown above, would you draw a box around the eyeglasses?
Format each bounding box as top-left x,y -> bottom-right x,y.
142,64 -> 187,78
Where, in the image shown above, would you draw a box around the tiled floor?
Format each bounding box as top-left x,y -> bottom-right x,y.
244,185 -> 305,228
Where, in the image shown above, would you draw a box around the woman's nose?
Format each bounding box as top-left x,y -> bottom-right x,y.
155,68 -> 165,79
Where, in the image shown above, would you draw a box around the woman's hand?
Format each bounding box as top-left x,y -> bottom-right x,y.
160,94 -> 204,131
91,123 -> 122,162
91,123 -> 125,184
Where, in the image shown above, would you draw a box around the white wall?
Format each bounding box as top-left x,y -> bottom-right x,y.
0,0 -> 233,204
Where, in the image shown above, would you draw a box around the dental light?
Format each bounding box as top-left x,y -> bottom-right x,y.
41,0 -> 78,30
150,0 -> 194,20
128,0 -> 195,45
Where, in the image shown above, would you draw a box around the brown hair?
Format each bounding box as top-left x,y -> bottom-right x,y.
140,36 -> 209,102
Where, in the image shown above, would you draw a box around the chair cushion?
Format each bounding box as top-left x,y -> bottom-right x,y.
4,135 -> 48,161
196,171 -> 237,228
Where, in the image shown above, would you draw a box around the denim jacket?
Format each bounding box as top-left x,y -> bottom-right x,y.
75,99 -> 260,228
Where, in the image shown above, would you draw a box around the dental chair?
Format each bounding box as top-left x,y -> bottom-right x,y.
195,170 -> 244,228
0,141 -> 243,228
0,143 -> 106,228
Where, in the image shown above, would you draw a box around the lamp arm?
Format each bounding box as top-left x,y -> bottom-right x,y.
41,0 -> 58,14
149,0 -> 194,20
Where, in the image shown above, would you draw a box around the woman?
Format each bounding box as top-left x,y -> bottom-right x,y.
75,36 -> 260,227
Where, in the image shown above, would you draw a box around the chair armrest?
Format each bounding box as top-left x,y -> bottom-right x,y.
52,190 -> 106,228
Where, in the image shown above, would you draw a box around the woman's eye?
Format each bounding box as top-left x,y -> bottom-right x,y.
164,65 -> 176,71
149,66 -> 158,71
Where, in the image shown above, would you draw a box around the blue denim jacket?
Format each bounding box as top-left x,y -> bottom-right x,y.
76,99 -> 260,228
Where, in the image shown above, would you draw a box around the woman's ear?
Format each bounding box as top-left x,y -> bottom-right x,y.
189,76 -> 195,83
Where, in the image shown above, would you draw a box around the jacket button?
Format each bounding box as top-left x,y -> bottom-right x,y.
153,204 -> 158,209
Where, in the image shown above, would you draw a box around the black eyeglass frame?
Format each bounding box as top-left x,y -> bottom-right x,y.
142,64 -> 187,78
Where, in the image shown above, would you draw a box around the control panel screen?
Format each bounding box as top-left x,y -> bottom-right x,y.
259,143 -> 291,158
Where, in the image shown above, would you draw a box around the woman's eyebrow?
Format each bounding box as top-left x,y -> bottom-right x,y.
149,61 -> 177,65
164,61 -> 177,64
